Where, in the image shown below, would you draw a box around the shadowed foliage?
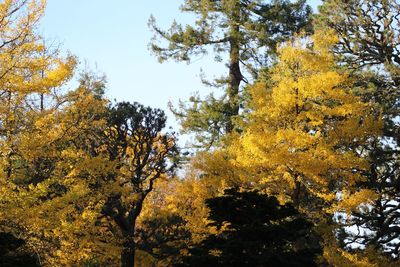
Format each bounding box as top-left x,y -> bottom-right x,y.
0,232 -> 39,267
176,188 -> 321,267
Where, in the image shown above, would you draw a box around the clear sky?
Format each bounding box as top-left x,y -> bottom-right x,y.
40,0 -> 322,130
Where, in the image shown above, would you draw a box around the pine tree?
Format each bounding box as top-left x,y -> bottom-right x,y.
101,102 -> 177,267
316,0 -> 400,258
150,0 -> 312,148
176,188 -> 321,267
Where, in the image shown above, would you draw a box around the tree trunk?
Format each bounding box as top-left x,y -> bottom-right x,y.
226,2 -> 242,133
293,179 -> 302,208
227,48 -> 241,133
121,235 -> 135,267
120,203 -> 143,267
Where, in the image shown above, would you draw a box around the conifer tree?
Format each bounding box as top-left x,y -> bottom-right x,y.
150,0 -> 312,148
101,102 -> 177,267
316,0 -> 400,258
176,188 -> 321,267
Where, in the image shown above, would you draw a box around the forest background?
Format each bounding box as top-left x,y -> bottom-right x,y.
0,0 -> 399,267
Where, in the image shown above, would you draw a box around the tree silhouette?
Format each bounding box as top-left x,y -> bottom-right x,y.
176,188 -> 321,267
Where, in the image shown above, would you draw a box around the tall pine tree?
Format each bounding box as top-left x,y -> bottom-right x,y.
150,0 -> 312,148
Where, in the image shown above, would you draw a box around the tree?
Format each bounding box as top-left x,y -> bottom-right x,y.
0,0 -> 76,182
150,0 -> 312,148
232,30 -> 381,213
316,0 -> 400,72
0,0 -> 83,265
0,1 -> 172,266
101,102 -> 178,267
316,0 -> 400,258
0,76 -> 114,266
0,84 -> 178,266
176,188 -> 321,267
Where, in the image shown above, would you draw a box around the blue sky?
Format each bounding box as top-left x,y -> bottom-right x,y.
40,0 -> 322,130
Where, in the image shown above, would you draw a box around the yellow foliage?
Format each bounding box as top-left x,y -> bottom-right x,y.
232,30 -> 382,212
0,82 -> 118,265
332,189 -> 378,214
322,245 -> 378,267
163,175 -> 215,243
320,227 -> 382,267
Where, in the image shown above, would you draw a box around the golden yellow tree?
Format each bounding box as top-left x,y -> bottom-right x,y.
0,2 -> 117,265
0,0 -> 75,179
0,77 -> 114,265
232,30 -> 381,213
0,2 -> 176,267
0,1 -> 82,264
1,75 -> 178,266
228,30 -> 385,265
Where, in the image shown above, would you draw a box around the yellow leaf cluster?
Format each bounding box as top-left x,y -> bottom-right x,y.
232,30 -> 382,210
